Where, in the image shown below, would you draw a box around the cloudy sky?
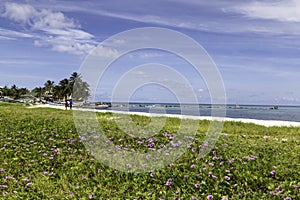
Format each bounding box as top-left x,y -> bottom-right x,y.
0,0 -> 300,105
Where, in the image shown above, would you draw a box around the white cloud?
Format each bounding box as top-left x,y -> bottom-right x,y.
111,39 -> 126,45
1,2 -> 97,55
34,1 -> 300,36
90,45 -> 119,58
33,40 -> 42,47
138,52 -> 163,59
1,2 -> 37,23
32,9 -> 77,30
33,36 -> 95,55
0,27 -> 33,39
0,35 -> 15,40
231,0 -> 300,22
1,2 -> 77,29
42,28 -> 94,41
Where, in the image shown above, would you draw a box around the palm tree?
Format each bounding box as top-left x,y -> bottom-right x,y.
69,72 -> 78,84
59,78 -> 72,99
32,87 -> 45,99
42,72 -> 90,101
70,73 -> 90,101
44,80 -> 54,94
53,85 -> 64,101
1,86 -> 11,97
8,85 -> 29,100
10,85 -> 20,100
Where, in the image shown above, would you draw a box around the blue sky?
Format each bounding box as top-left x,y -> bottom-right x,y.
0,0 -> 300,105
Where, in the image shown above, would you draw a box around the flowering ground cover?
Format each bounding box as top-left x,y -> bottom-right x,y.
0,103 -> 299,199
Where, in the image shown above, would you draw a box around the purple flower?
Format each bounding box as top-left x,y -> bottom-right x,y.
225,176 -> 230,181
191,197 -> 198,200
150,172 -> 155,177
192,148 -> 196,152
26,182 -> 32,187
270,170 -> 276,175
270,191 -> 276,196
174,198 -> 180,200
190,164 -> 195,169
209,163 -> 214,167
277,186 -> 283,193
89,193 -> 95,199
194,183 -> 200,189
3,191 -> 8,195
284,197 -> 292,200
221,198 -> 228,200
166,178 -> 172,186
225,169 -> 230,173
0,185 -> 8,189
207,194 -> 213,200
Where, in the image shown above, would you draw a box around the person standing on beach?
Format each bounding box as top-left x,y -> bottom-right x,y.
69,99 -> 73,110
65,99 -> 69,110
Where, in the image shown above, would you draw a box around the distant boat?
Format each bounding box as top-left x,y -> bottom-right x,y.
270,106 -> 279,110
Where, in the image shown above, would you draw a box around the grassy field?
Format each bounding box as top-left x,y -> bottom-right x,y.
0,103 -> 299,199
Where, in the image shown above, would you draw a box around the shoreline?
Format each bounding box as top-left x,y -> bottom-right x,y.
28,104 -> 300,127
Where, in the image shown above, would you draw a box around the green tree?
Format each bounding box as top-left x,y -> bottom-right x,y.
1,86 -> 11,97
59,78 -> 71,99
72,75 -> 90,101
44,80 -> 54,94
52,85 -> 64,101
55,72 -> 90,101
70,73 -> 90,101
8,85 -> 28,99
32,87 -> 45,99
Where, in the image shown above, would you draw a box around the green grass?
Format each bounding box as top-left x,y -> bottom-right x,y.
0,102 -> 299,199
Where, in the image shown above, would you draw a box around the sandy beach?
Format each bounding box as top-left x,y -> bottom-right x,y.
28,104 -> 300,127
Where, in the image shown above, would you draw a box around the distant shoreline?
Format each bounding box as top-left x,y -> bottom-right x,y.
28,104 -> 300,127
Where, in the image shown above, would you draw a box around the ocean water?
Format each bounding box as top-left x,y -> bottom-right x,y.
107,104 -> 300,122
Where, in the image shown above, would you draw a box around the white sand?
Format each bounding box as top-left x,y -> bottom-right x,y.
28,104 -> 300,127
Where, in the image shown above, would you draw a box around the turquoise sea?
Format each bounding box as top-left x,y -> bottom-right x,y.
107,103 -> 300,122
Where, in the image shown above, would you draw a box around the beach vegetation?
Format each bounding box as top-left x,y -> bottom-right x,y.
0,103 -> 299,199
